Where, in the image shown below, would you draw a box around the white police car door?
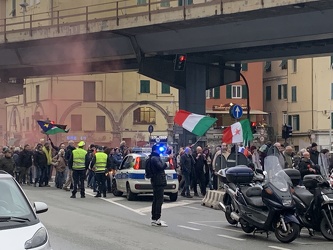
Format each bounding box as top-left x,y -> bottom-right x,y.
117,155 -> 133,191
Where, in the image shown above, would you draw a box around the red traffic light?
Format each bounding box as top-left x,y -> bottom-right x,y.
50,121 -> 55,124
179,55 -> 186,62
251,122 -> 257,126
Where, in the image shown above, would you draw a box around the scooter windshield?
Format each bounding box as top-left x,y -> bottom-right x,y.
264,156 -> 290,192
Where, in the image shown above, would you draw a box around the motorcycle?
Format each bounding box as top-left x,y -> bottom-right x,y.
220,155 -> 300,243
284,169 -> 333,240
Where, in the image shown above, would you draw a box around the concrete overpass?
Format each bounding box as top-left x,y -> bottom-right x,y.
1,0 -> 333,143
0,0 -> 332,83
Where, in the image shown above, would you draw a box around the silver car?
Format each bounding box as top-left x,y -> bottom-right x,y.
0,170 -> 52,250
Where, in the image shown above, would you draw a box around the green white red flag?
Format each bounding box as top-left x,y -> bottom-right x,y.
174,110 -> 217,136
222,119 -> 253,144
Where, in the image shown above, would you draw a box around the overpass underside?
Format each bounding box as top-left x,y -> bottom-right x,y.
0,0 -> 333,91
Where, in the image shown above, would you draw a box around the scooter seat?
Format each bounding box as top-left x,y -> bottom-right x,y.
243,186 -> 265,208
294,187 -> 313,207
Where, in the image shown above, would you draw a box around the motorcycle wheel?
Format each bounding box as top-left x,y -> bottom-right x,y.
225,205 -> 238,225
320,217 -> 333,241
241,223 -> 255,233
275,222 -> 300,243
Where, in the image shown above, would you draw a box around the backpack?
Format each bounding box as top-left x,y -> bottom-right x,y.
145,156 -> 153,179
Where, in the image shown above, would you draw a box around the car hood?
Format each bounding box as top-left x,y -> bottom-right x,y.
0,222 -> 51,250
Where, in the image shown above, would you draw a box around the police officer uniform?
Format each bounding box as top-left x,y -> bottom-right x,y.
69,141 -> 87,198
91,147 -> 111,198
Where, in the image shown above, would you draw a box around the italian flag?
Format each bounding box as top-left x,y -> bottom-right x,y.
222,119 -> 253,144
174,110 -> 217,136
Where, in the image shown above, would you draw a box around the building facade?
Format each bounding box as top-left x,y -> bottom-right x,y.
263,56 -> 333,151
5,74 -> 178,147
205,62 -> 267,146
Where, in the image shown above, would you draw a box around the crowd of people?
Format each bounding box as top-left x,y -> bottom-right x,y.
0,138 -> 332,199
174,141 -> 333,198
0,139 -> 132,198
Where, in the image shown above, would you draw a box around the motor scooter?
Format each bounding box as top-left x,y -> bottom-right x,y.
220,156 -> 300,243
284,169 -> 333,240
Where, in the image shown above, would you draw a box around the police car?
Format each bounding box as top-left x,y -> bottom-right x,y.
112,146 -> 178,201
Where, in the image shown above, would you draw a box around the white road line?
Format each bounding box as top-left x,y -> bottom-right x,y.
217,234 -> 245,241
178,225 -> 201,231
137,201 -> 194,213
188,222 -> 242,233
182,206 -> 204,210
268,246 -> 292,250
85,192 -> 146,216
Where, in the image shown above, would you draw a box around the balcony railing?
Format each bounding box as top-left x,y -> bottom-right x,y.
0,0 -> 222,42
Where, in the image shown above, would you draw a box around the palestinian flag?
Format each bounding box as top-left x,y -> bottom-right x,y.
222,119 -> 253,144
37,120 -> 69,135
174,110 -> 217,136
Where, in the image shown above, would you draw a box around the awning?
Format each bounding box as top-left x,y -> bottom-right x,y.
206,109 -> 268,115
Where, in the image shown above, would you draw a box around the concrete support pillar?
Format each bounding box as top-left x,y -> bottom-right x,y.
178,63 -> 207,147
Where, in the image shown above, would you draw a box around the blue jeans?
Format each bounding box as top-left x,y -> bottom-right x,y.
35,166 -> 47,186
55,171 -> 65,188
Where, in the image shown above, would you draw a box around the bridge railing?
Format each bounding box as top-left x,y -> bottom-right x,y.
0,0 -> 221,42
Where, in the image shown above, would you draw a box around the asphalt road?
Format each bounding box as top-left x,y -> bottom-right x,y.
23,185 -> 333,250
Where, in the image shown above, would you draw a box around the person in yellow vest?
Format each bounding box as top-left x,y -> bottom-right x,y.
90,146 -> 112,198
68,141 -> 88,198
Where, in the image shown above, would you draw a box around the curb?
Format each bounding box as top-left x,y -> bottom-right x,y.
201,190 -> 225,210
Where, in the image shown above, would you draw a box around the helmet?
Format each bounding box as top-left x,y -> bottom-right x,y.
78,141 -> 85,147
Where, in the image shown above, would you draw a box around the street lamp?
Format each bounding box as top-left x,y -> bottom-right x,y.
19,2 -> 29,29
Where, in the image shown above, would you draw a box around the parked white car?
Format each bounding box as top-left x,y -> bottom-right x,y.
0,170 -> 52,250
113,153 -> 179,201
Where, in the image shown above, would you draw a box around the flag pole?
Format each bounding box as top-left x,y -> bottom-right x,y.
190,137 -> 202,148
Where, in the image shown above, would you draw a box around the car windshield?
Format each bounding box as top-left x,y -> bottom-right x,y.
264,156 -> 290,192
0,177 -> 37,228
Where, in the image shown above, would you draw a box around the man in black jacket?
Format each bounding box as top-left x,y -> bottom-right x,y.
18,144 -> 33,185
150,144 -> 168,227
299,151 -> 319,180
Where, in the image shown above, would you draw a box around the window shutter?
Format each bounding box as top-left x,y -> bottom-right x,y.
296,115 -> 300,131
242,85 -> 248,99
226,85 -> 232,99
266,86 -> 271,101
278,85 -> 282,100
288,115 -> 292,126
283,84 -> 287,99
140,80 -> 150,93
331,113 -> 333,129
241,63 -> 248,71
161,83 -> 170,94
213,87 -> 220,99
331,55 -> 333,68
292,86 -> 297,102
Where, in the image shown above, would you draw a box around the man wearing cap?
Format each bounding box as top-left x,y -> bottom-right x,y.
150,144 -> 168,227
69,141 -> 88,198
90,146 -> 112,197
0,148 -> 15,176
309,143 -> 319,165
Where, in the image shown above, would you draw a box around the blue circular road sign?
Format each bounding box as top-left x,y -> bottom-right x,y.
231,105 -> 243,119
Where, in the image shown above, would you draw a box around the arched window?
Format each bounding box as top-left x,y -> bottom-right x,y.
133,107 -> 156,124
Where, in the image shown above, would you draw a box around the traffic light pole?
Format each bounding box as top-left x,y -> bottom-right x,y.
239,72 -> 251,122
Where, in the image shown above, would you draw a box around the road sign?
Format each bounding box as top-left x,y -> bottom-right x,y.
230,104 -> 243,119
148,125 -> 154,133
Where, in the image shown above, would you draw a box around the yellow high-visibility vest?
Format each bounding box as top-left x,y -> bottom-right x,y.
94,152 -> 108,173
72,148 -> 87,170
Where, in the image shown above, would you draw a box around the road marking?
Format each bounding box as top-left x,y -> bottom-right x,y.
188,222 -> 242,233
217,234 -> 245,241
137,201 -> 197,213
182,206 -> 204,210
178,225 -> 201,231
85,192 -> 146,216
268,246 -> 291,250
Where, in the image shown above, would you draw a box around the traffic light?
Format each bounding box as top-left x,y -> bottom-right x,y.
282,124 -> 293,139
251,122 -> 257,134
174,54 -> 187,71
